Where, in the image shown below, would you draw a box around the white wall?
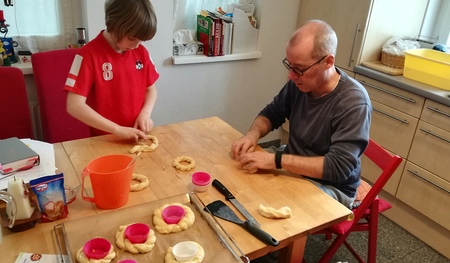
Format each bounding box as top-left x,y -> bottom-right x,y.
82,0 -> 300,143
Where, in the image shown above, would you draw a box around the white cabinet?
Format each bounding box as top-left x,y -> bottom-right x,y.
297,0 -> 428,72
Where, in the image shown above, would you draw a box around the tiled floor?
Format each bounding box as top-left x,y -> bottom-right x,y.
303,214 -> 450,263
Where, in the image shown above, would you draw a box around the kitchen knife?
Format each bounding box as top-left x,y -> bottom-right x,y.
212,179 -> 261,227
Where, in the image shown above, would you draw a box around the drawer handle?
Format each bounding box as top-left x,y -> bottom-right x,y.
373,108 -> 409,124
420,128 -> 450,144
407,169 -> 450,194
359,81 -> 416,103
348,23 -> 359,67
426,106 -> 450,119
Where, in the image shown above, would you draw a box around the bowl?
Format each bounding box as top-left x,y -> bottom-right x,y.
191,172 -> 212,192
118,260 -> 137,263
124,223 -> 150,244
162,205 -> 185,224
65,184 -> 80,204
83,237 -> 111,259
172,241 -> 199,262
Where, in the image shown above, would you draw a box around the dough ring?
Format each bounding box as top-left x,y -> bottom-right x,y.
76,242 -> 116,263
115,224 -> 157,254
164,242 -> 205,263
130,135 -> 159,154
153,203 -> 195,234
172,156 -> 195,171
130,173 -> 149,191
258,204 -> 292,219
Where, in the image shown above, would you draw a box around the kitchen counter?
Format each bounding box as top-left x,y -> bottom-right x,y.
354,65 -> 450,107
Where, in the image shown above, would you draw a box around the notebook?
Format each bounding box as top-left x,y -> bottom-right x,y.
0,137 -> 40,175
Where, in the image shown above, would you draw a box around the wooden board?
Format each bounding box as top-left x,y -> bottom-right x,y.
61,193 -> 244,263
361,61 -> 403,76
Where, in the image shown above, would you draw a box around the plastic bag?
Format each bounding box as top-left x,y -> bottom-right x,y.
382,36 -> 420,56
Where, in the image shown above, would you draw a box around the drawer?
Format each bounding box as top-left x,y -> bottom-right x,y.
361,154 -> 405,196
421,99 -> 450,133
409,121 -> 450,181
370,101 -> 419,158
355,74 -> 425,118
397,162 -> 450,231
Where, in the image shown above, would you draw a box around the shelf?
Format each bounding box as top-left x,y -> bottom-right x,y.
11,62 -> 33,75
171,51 -> 262,65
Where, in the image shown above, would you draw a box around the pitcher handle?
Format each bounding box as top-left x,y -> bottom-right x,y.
0,190 -> 16,228
81,167 -> 95,203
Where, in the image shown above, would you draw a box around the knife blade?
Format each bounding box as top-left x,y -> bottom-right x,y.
212,179 -> 261,227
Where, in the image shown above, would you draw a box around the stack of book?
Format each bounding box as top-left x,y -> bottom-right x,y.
196,10 -> 233,57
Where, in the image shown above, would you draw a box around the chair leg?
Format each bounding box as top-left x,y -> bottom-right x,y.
367,201 -> 380,263
343,240 -> 365,263
318,232 -> 351,263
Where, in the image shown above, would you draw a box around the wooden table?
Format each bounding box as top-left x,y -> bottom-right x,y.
1,117 -> 351,262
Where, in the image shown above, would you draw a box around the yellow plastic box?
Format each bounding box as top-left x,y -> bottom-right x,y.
403,49 -> 450,90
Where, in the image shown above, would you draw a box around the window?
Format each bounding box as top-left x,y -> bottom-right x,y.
1,0 -> 73,53
420,0 -> 450,46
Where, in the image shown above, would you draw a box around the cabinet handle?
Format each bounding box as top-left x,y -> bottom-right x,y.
407,169 -> 450,194
373,108 -> 409,124
348,23 -> 360,67
419,128 -> 450,144
359,81 -> 416,103
426,106 -> 450,119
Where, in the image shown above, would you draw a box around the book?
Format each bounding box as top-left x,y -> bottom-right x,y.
197,13 -> 214,56
206,11 -> 223,56
0,137 -> 40,175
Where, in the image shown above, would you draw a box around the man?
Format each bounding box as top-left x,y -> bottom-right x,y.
231,20 -> 371,209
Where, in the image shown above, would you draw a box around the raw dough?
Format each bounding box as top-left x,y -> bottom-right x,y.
172,156 -> 195,171
115,224 -> 157,254
130,173 -> 149,191
130,135 -> 159,154
258,204 -> 292,219
164,242 -> 205,263
153,203 -> 195,234
76,243 -> 116,263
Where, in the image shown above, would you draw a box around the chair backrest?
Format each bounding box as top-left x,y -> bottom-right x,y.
354,139 -> 402,219
0,67 -> 34,139
31,48 -> 90,143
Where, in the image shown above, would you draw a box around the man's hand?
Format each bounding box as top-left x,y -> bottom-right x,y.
235,151 -> 276,171
231,133 -> 259,159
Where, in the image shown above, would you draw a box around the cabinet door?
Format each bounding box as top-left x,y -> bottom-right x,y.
370,101 -> 418,158
361,154 -> 404,196
409,121 -> 450,181
355,74 -> 425,118
397,162 -> 450,231
297,0 -> 372,71
421,99 -> 450,133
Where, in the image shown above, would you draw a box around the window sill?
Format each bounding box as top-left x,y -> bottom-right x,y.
11,63 -> 33,75
171,51 -> 262,65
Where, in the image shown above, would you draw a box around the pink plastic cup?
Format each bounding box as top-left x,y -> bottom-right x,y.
118,260 -> 137,263
83,237 -> 111,259
162,205 -> 185,224
125,223 -> 150,244
192,172 -> 212,192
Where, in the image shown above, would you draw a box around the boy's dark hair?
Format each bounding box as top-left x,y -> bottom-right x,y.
105,0 -> 157,42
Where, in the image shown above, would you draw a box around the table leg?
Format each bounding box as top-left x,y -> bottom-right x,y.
279,237 -> 307,263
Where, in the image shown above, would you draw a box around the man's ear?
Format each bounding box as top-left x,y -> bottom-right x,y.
324,54 -> 335,69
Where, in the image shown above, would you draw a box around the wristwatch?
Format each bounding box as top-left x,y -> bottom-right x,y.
275,150 -> 283,169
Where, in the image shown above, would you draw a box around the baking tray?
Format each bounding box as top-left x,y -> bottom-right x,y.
53,192 -> 249,263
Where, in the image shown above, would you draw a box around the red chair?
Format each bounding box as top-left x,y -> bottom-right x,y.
0,66 -> 34,139
307,139 -> 403,263
31,49 -> 90,143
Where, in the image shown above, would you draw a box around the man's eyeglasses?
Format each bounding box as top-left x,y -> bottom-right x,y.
282,55 -> 328,76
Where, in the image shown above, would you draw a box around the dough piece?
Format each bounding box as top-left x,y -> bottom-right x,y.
130,135 -> 159,154
164,242 -> 205,263
130,173 -> 149,191
258,204 -> 292,219
172,156 -> 195,171
115,224 -> 157,254
153,203 -> 195,234
76,243 -> 116,263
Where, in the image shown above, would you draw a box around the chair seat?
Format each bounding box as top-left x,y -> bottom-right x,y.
328,198 -> 392,235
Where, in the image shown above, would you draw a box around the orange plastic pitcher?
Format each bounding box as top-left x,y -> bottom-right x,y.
81,155 -> 134,209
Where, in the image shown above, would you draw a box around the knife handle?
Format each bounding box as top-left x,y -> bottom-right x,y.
212,179 -> 235,200
243,221 -> 279,246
